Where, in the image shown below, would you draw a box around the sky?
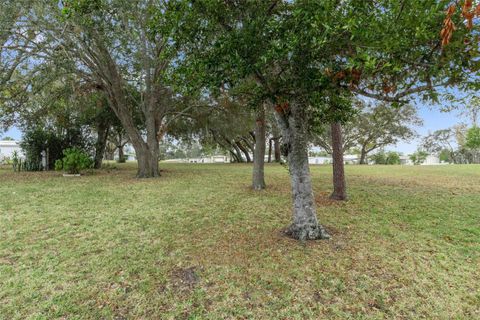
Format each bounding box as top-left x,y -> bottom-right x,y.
392,103 -> 462,154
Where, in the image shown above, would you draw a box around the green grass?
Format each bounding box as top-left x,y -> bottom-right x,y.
0,163 -> 479,319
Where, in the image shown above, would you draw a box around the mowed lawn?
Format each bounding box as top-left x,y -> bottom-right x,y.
0,163 -> 479,319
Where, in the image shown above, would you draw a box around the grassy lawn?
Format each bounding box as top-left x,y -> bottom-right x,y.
0,163 -> 479,319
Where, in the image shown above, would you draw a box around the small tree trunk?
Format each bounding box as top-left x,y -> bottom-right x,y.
229,150 -> 240,162
268,138 -> 273,163
237,141 -> 252,162
274,101 -> 330,241
274,137 -> 281,162
94,123 -> 109,169
117,145 -> 126,163
243,136 -> 255,155
226,138 -> 245,162
252,106 -> 266,190
359,147 -> 367,165
330,122 -> 347,201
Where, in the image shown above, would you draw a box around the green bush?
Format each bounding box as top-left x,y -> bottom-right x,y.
20,127 -> 93,171
55,148 -> 93,174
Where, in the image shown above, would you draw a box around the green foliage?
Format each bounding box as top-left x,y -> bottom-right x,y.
465,126 -> 480,150
11,150 -> 19,172
439,149 -> 452,163
410,150 -> 429,165
20,126 -> 92,171
385,152 -> 401,165
175,0 -> 473,120
370,151 -> 400,165
370,152 -> 386,165
55,148 -> 93,174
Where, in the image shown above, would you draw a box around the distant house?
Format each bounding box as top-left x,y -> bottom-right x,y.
0,140 -> 22,162
163,155 -> 231,164
308,155 -> 359,165
343,154 -> 360,164
187,155 -> 230,163
422,155 -> 441,165
399,155 -> 413,165
308,156 -> 332,165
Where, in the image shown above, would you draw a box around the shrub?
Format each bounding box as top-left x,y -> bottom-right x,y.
385,152 -> 401,165
20,127 -> 93,171
55,148 -> 93,174
409,150 -> 429,165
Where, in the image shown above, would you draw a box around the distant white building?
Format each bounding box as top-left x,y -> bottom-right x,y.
422,155 -> 441,165
0,140 -> 22,162
163,155 -> 231,164
308,156 -> 332,165
399,155 -> 413,165
187,155 -> 230,163
308,155 -> 359,165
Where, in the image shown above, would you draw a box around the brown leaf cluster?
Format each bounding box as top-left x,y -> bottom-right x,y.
441,1 -> 480,47
441,4 -> 457,47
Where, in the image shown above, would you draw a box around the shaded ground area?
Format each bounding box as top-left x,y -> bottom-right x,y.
0,163 -> 479,319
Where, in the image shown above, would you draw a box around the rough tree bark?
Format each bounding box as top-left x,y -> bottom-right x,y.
330,122 -> 347,201
236,140 -> 252,163
274,137 -> 281,162
359,146 -> 368,165
228,138 -> 245,162
252,105 -> 266,190
243,135 -> 255,156
94,122 -> 110,169
117,145 -> 125,163
268,138 -> 273,163
94,51 -> 161,177
274,101 -> 330,240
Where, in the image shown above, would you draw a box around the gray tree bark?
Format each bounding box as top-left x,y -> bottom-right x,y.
268,138 -> 273,163
252,105 -> 266,190
330,122 -> 347,201
274,101 -> 330,240
359,146 -> 368,165
226,138 -> 245,162
117,144 -> 126,163
94,122 -> 109,169
274,137 -> 281,162
236,140 -> 252,163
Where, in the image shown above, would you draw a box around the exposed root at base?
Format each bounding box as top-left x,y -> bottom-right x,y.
283,223 -> 331,241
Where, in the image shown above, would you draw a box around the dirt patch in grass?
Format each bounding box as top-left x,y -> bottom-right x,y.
170,266 -> 200,293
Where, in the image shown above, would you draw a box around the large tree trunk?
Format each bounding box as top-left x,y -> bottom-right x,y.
274,101 -> 330,241
359,146 -> 368,165
135,143 -> 160,178
94,44 -> 160,178
252,105 -> 266,190
330,122 -> 347,201
94,122 -> 109,169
